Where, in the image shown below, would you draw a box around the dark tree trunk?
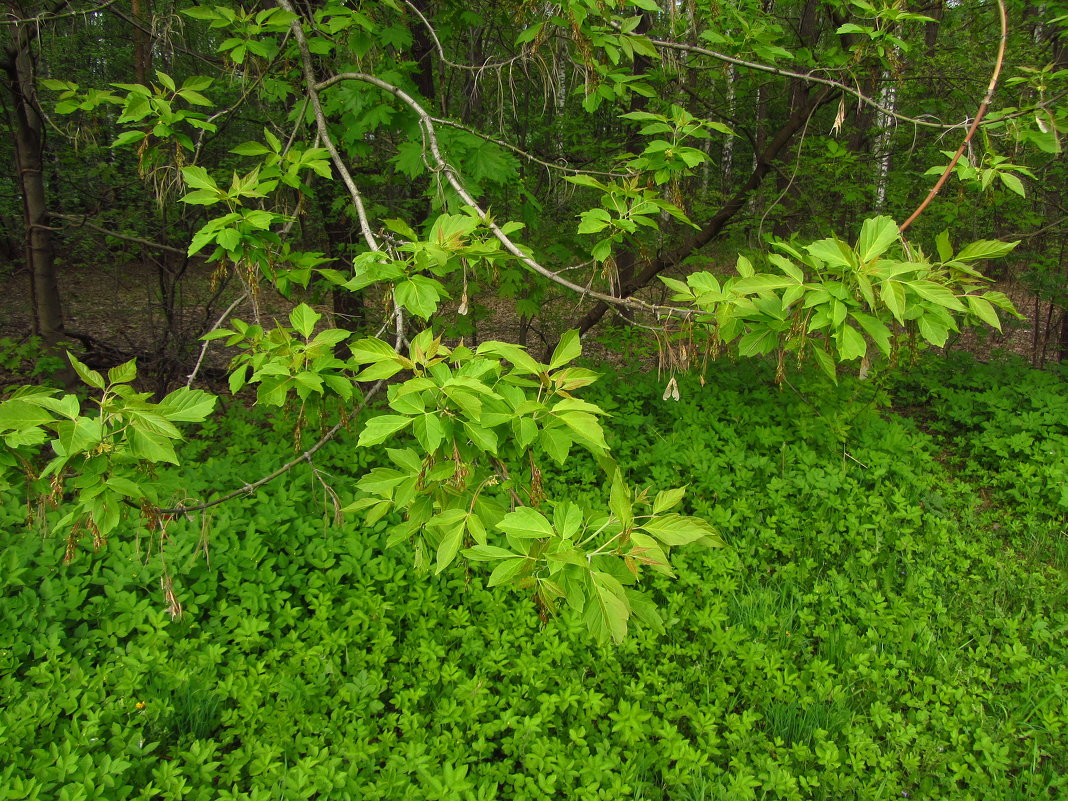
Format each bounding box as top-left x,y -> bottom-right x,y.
572,87 -> 835,338
132,0 -> 153,85
3,20 -> 65,352
408,0 -> 436,104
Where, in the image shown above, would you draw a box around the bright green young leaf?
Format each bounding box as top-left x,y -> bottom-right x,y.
638,513 -> 721,547
358,414 -> 412,447
549,330 -> 582,370
350,337 -> 400,363
156,387 -> 217,422
835,323 -> 867,361
0,399 -> 54,430
127,426 -> 178,464
498,507 -> 554,539
488,557 -> 528,587
463,544 -> 518,561
586,572 -> 630,645
652,486 -> 686,515
435,514 -> 468,574
289,303 -> 320,338
954,239 -> 1019,263
66,351 -> 105,390
107,359 -> 137,385
966,295 -> 1002,331
856,216 -> 900,262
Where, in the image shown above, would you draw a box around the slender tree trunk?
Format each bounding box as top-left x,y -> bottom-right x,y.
873,68 -> 898,212
4,21 -> 65,352
132,0 -> 153,84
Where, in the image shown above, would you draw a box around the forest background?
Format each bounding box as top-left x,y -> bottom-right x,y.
0,0 -> 1066,799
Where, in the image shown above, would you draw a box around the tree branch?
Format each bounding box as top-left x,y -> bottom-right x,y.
897,0 -> 1009,234
154,380 -> 385,515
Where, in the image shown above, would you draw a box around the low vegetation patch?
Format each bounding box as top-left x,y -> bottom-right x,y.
1,355 -> 1065,800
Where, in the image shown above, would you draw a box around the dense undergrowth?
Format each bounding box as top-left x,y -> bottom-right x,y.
1,354 -> 1065,800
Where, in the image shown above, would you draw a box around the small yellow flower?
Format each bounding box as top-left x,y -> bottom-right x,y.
135,701 -> 146,710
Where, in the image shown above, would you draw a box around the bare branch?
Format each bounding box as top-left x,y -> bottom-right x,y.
651,37 -> 969,131
154,380 -> 386,515
185,292 -> 247,388
314,71 -> 696,322
898,0 -> 1009,233
277,0 -> 379,252
430,116 -> 626,177
50,212 -> 191,255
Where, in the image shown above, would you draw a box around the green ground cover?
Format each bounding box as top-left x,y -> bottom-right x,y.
1,354 -> 1065,800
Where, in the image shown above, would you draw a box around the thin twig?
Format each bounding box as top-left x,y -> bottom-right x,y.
430,116 -> 626,177
314,71 -> 697,323
897,0 -> 1008,233
185,292 -> 247,387
154,380 -> 385,515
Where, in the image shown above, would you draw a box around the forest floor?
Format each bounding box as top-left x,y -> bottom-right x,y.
0,257 -> 1062,392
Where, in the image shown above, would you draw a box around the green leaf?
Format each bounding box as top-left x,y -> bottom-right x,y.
850,312 -> 892,357
476,341 -> 544,374
556,411 -> 608,453
609,471 -> 633,531
549,330 -> 582,370
626,588 -> 665,635
463,544 -> 518,561
638,513 -> 721,547
67,352 -> 104,389
127,426 -> 178,464
107,359 -> 137,385
577,208 -> 611,234
917,314 -> 950,347
0,399 -> 54,430
112,130 -> 148,148
499,507 -> 554,539
810,345 -> 837,383
935,230 -> 953,262
652,486 -> 686,514
413,413 -> 444,452
515,21 -> 544,45
880,280 -> 906,324
350,336 -> 400,363
998,172 -> 1026,197
358,414 -> 412,447
954,239 -> 1019,263
908,280 -> 966,311
181,165 -> 217,191
835,323 -> 867,361
395,276 -> 443,319
156,387 -> 217,422
966,295 -> 1002,331
488,557 -> 528,587
463,422 -> 498,454
434,513 -> 467,574
289,303 -> 320,338
587,572 -> 629,645
856,216 -> 900,262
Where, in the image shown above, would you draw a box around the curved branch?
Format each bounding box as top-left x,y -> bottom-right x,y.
314,71 -> 696,322
399,0 -> 524,73
278,0 -> 379,252
154,380 -> 385,515
897,0 -> 1008,234
185,292 -> 247,388
0,0 -> 118,25
430,116 -> 626,178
